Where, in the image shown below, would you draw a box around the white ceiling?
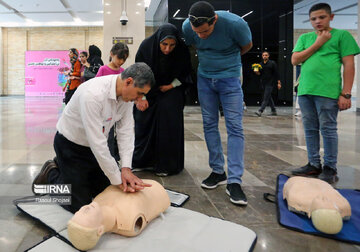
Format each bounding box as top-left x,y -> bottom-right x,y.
0,0 -> 104,27
0,0 -> 358,29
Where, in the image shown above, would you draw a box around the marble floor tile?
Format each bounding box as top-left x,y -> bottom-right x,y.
1,97 -> 360,251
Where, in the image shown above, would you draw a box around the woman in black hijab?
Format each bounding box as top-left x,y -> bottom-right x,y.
133,23 -> 192,176
84,45 -> 104,81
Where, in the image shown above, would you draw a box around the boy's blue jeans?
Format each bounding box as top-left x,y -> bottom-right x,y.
298,95 -> 339,170
197,75 -> 244,184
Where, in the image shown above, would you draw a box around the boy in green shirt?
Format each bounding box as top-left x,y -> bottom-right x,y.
291,3 -> 360,183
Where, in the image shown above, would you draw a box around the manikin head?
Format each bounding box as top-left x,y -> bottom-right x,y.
67,202 -> 105,251
310,195 -> 344,234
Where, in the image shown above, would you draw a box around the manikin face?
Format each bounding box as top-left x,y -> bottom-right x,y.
72,201 -> 103,228
111,54 -> 127,68
309,9 -> 334,31
159,38 -> 176,55
121,78 -> 151,102
262,52 -> 269,61
191,22 -> 216,39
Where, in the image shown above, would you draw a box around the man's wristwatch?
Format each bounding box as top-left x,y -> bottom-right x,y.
340,93 -> 352,99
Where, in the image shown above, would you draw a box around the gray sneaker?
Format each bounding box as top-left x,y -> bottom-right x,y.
255,111 -> 262,117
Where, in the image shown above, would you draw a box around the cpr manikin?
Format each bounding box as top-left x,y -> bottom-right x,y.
67,180 -> 170,251
283,176 -> 351,234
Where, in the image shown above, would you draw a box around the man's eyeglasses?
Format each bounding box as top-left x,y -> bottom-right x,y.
188,15 -> 215,24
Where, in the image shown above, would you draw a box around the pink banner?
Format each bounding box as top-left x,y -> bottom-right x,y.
25,51 -> 72,96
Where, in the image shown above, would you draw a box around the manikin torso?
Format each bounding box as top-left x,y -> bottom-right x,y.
93,180 -> 170,236
283,176 -> 351,234
283,176 -> 351,218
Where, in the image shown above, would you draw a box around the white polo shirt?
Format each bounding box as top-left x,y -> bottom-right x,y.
56,74 -> 134,185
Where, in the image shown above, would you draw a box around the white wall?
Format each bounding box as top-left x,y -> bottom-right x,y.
103,0 -> 145,67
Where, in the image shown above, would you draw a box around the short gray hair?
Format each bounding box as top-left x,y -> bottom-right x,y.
121,62 -> 155,88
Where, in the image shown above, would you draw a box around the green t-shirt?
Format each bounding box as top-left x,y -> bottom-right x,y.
293,29 -> 360,99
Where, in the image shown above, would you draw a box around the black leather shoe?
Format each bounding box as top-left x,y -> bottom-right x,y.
32,160 -> 58,194
291,163 -> 322,176
318,166 -> 338,184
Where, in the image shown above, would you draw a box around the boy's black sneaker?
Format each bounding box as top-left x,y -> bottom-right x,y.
291,163 -> 322,176
318,166 -> 338,184
226,183 -> 248,205
201,172 -> 227,189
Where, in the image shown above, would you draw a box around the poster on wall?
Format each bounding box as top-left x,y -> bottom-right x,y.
25,50 -> 71,96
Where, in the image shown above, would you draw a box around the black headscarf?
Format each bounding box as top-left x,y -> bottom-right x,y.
135,23 -> 192,87
88,45 -> 103,65
86,45 -> 104,78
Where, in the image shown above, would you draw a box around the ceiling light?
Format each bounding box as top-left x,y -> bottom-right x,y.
241,11 -> 253,18
173,9 -> 180,17
107,11 -> 111,14
105,3 -> 110,6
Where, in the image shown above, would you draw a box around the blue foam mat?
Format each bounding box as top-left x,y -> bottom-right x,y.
277,174 -> 360,244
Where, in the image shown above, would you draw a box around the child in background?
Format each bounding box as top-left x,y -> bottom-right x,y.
79,51 -> 89,83
96,42 -> 129,77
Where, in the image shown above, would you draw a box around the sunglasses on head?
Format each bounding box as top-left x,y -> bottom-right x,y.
188,14 -> 215,24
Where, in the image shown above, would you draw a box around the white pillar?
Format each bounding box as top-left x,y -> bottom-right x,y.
103,0 -> 145,68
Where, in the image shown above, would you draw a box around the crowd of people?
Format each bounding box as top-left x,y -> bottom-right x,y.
32,1 -> 359,213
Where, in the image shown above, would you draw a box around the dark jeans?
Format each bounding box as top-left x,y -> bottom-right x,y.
259,85 -> 276,112
49,132 -> 110,213
63,88 -> 76,105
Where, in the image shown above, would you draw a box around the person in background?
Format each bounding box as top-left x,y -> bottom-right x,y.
182,1 -> 252,205
63,48 -> 81,104
85,45 -> 104,81
291,3 -> 360,183
79,51 -> 89,83
133,23 -> 192,177
96,42 -> 129,77
96,42 -> 129,162
254,51 -> 281,116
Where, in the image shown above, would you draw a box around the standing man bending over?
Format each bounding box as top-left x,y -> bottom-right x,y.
291,3 -> 359,183
32,63 -> 155,213
182,1 -> 252,205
